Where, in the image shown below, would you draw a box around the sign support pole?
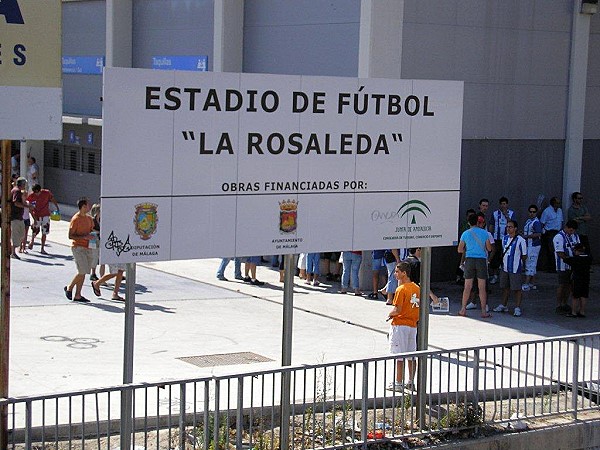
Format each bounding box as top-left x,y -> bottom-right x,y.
0,140 -> 12,450
416,247 -> 431,428
120,262 -> 136,450
280,254 -> 294,450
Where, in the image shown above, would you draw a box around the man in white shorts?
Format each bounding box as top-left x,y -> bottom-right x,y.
27,184 -> 59,255
387,262 -> 420,391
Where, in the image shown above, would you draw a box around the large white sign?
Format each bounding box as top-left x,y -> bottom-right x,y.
101,68 -> 463,263
0,0 -> 62,139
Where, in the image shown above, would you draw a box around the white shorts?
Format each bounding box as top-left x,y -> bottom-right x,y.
297,253 -> 307,270
389,325 -> 417,357
525,245 -> 540,276
108,263 -> 126,273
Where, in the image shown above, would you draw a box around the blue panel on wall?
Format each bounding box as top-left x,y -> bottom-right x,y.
62,56 -> 105,74
152,55 -> 208,71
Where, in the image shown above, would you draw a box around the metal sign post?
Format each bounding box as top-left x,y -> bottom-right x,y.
0,140 -> 12,450
416,247 -> 431,428
280,254 -> 294,450
120,262 -> 136,450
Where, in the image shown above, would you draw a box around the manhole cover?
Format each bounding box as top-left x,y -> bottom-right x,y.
177,352 -> 274,368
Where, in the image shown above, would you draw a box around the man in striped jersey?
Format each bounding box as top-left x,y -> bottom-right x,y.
488,197 -> 515,284
493,220 -> 527,317
553,220 -> 580,315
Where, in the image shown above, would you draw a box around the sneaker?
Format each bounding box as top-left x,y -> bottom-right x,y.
513,307 -> 522,317
489,275 -> 498,285
313,280 -> 320,286
387,381 -> 404,391
493,304 -> 508,313
251,279 -> 265,286
405,381 -> 415,391
234,275 -> 244,280
529,284 -> 537,290
243,276 -> 252,283
90,274 -> 99,282
465,302 -> 478,310
521,284 -> 530,291
216,275 -> 228,281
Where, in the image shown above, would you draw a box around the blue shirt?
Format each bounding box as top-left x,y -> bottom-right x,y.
541,206 -> 563,232
502,235 -> 527,273
460,227 -> 489,259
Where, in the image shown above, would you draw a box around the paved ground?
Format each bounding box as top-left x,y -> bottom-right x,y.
5,207 -> 600,398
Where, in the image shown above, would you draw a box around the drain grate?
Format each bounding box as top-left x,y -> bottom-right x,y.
177,352 -> 274,368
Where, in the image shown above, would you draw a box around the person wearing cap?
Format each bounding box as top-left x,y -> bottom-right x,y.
27,184 -> 59,255
9,177 -> 30,259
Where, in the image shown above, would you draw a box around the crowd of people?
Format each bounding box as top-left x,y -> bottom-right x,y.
457,194 -> 592,319
214,192 -> 593,322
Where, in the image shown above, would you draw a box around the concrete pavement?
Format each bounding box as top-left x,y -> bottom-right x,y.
5,211 -> 599,398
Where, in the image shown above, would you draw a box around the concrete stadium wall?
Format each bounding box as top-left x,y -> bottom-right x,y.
62,0 -> 105,117
243,0 -> 360,77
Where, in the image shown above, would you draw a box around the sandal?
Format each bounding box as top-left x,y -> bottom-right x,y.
481,313 -> 493,319
91,281 -> 101,297
367,292 -> 378,299
112,295 -> 125,301
458,310 -> 466,317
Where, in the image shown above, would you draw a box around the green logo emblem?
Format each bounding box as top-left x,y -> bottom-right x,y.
397,200 -> 431,224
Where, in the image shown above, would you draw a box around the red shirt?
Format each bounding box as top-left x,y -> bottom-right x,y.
27,189 -> 55,218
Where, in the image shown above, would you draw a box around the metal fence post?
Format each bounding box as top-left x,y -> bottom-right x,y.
25,400 -> 32,450
361,362 -> 369,449
417,247 -> 431,429
236,377 -> 243,450
571,339 -> 579,419
120,262 -> 136,450
214,380 -> 220,450
179,383 -> 186,450
280,254 -> 294,450
473,349 -> 480,408
203,381 -> 210,450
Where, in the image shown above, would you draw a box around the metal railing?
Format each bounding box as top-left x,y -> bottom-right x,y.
2,332 -> 600,449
